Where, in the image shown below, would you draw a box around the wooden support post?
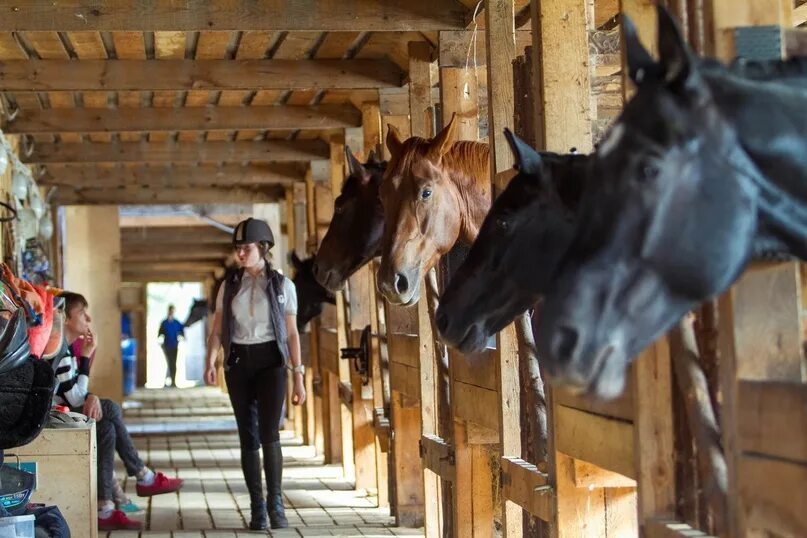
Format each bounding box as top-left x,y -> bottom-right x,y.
63,206 -> 122,402
438,30 -> 486,538
409,39 -> 446,538
361,102 -> 383,157
305,166 -> 326,457
484,1 -> 525,537
330,132 -> 356,481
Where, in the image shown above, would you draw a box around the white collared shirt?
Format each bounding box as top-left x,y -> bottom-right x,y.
216,271 -> 298,345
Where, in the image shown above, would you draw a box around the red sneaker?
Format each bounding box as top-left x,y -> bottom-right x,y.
98,509 -> 142,531
136,471 -> 184,497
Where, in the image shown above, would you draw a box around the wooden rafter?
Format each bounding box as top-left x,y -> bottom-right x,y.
0,59 -> 404,91
24,139 -> 329,164
121,226 -> 233,244
53,185 -> 285,205
0,1 -> 469,32
5,104 -> 361,134
41,163 -> 306,188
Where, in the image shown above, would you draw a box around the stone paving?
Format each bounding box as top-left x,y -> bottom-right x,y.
106,387 -> 424,538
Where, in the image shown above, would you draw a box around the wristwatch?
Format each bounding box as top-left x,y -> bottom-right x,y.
289,364 -> 305,375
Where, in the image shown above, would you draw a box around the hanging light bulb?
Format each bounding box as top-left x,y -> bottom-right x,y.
38,210 -> 53,240
11,164 -> 29,200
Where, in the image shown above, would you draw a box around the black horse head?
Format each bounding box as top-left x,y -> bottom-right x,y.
436,129 -> 586,353
536,5 -> 774,399
313,147 -> 387,292
291,252 -> 336,330
183,299 -> 209,327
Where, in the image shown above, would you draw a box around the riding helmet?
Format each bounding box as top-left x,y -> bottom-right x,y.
232,218 -> 275,248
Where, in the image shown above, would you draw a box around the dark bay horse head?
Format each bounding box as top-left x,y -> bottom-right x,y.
436,130 -> 587,353
291,252 -> 336,330
536,6 -> 766,399
313,148 -> 387,292
377,115 -> 491,306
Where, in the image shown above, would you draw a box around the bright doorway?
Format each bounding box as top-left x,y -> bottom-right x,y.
145,282 -> 207,389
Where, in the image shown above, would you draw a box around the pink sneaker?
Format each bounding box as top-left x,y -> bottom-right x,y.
136,471 -> 184,497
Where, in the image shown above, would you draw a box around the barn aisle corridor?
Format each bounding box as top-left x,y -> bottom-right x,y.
107,388 -> 423,538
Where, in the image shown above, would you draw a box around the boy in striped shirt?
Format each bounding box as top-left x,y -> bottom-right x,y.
52,292 -> 184,531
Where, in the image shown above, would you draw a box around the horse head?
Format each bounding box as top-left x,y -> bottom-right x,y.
436,129 -> 586,353
535,5 -> 759,400
377,115 -> 490,305
313,147 -> 386,292
291,252 -> 336,330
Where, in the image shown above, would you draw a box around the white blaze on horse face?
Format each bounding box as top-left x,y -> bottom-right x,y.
597,123 -> 626,158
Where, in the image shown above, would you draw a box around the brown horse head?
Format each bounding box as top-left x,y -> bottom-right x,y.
377,115 -> 491,305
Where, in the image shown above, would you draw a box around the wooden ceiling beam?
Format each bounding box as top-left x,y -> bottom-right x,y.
121,245 -> 232,261
0,1 -> 469,32
0,59 -> 404,92
41,163 -> 307,188
122,272 -> 214,283
54,185 -> 285,205
122,226 -> 233,245
122,261 -> 224,272
5,105 -> 361,134
24,139 -> 329,164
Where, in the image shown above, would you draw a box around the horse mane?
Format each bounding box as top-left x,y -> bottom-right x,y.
388,136 -> 490,186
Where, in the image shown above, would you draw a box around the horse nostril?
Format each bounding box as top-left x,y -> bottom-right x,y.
393,273 -> 409,295
552,325 -> 580,363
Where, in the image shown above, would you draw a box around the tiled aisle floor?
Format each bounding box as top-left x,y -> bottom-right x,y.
108,387 -> 423,537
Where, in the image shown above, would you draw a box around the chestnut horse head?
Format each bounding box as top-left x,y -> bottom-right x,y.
377,115 -> 491,306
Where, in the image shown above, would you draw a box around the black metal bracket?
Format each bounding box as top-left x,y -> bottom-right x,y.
340,324 -> 371,386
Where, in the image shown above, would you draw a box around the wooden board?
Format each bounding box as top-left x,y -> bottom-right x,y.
452,381 -> 500,434
0,59 -> 403,91
54,185 -> 284,205
7,104 -> 362,134
738,454 -> 807,536
27,140 -> 328,164
0,1 -> 469,31
738,380 -> 807,465
500,457 -> 551,522
555,405 -> 635,480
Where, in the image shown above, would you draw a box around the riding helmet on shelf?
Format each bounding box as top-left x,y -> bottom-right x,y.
232,218 -> 275,248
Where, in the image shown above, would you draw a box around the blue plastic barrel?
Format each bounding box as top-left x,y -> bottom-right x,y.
121,338 -> 137,396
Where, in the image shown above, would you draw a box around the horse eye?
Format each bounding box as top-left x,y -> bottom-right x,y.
421,188 -> 432,200
496,217 -> 509,231
334,205 -> 344,215
641,163 -> 659,180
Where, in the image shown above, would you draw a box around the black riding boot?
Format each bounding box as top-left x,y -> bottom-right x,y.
263,441 -> 288,529
240,449 -> 267,530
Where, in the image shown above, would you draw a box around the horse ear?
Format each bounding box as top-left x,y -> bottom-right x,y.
656,3 -> 696,90
367,149 -> 379,164
386,124 -> 404,158
345,146 -> 365,177
503,128 -> 542,177
428,113 -> 457,161
623,14 -> 656,85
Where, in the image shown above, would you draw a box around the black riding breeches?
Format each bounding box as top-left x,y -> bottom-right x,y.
224,341 -> 288,448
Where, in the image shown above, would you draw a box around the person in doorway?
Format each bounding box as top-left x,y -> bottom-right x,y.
51,292 -> 184,531
204,218 -> 306,531
158,304 -> 185,388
